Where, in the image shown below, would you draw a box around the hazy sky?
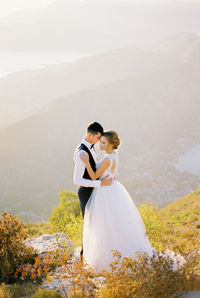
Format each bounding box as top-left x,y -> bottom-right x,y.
0,0 -> 54,18
1,0 -> 200,18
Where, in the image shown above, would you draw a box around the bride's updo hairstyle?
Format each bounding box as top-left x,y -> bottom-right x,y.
102,130 -> 121,150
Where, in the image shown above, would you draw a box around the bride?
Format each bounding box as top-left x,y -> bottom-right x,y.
80,130 -> 185,272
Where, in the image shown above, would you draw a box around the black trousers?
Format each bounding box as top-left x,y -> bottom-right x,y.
78,186 -> 94,218
78,186 -> 94,258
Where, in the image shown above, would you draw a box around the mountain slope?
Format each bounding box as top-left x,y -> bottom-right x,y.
160,189 -> 200,227
0,55 -> 200,221
0,45 -> 180,127
1,32 -> 200,221
152,32 -> 200,64
1,31 -> 200,128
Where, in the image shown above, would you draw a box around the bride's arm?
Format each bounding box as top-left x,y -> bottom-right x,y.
80,152 -> 111,180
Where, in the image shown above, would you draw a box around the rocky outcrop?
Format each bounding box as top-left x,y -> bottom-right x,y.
24,233 -> 74,257
24,234 -> 199,297
24,236 -> 103,295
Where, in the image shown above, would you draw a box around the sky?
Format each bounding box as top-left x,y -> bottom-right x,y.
1,0 -> 200,19
0,0 -> 54,18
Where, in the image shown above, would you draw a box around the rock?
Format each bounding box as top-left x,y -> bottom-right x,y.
24,233 -> 75,257
41,267 -> 106,296
72,246 -> 82,263
152,248 -> 186,271
162,249 -> 186,271
24,233 -> 77,296
41,245 -> 107,296
42,275 -> 71,297
178,291 -> 200,298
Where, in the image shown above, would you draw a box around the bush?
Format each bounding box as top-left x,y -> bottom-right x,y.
27,222 -> 53,238
15,199 -> 200,298
0,281 -> 61,298
0,283 -> 9,298
66,249 -> 200,298
33,288 -> 61,298
0,212 -> 35,282
49,191 -> 83,246
3,282 -> 39,297
97,250 -> 193,298
62,213 -> 83,247
138,201 -> 168,251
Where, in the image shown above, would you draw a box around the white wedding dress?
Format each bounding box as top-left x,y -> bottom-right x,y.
82,152 -> 185,272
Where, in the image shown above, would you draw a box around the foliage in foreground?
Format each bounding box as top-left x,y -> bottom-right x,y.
49,190 -> 83,246
14,192 -> 200,297
27,222 -> 53,238
0,282 -> 61,298
16,246 -> 200,298
32,288 -> 61,298
97,250 -> 200,298
0,212 -> 36,283
1,190 -> 200,297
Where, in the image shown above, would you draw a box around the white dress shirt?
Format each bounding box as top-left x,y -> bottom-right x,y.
73,138 -> 101,188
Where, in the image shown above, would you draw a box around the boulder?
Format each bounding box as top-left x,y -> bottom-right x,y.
24,233 -> 74,257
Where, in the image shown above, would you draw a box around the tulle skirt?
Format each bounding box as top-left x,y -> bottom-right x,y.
82,181 -> 154,272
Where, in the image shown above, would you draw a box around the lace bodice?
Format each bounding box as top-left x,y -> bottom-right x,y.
96,151 -> 118,179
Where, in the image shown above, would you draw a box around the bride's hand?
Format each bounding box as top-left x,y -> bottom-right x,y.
80,152 -> 89,164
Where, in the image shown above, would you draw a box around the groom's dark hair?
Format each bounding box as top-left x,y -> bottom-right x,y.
87,122 -> 104,135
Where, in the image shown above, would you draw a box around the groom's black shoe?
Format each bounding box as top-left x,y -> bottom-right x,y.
80,247 -> 83,261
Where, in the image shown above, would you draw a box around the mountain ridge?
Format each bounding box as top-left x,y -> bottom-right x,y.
0,44 -> 182,127
1,32 -> 200,221
1,57 -> 200,221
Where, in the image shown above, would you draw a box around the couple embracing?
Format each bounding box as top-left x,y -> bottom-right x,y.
73,122 -> 154,272
73,122 -> 186,273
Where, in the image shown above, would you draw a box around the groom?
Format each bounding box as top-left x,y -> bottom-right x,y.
73,121 -> 113,258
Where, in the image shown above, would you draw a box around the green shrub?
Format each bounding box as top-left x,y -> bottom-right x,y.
63,213 -> 83,247
98,250 -> 195,298
138,200 -> 200,255
0,283 -> 9,298
6,282 -> 39,297
49,191 -> 83,246
0,212 -> 35,282
16,197 -> 199,298
138,201 -> 168,250
27,222 -> 53,238
33,288 -> 61,298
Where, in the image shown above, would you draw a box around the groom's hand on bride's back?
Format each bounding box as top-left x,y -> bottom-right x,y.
101,175 -> 113,186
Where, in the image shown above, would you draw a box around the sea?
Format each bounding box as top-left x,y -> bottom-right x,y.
174,144 -> 200,176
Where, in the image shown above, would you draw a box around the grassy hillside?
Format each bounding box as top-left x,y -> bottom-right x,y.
160,189 -> 200,227
1,190 -> 200,297
27,189 -> 200,236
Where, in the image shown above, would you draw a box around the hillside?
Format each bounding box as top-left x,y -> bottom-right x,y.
160,189 -> 200,227
0,46 -> 179,127
152,32 -> 199,54
0,56 -> 200,220
1,194 -> 200,297
1,32 -> 200,128
152,32 -> 200,65
1,32 -> 200,221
